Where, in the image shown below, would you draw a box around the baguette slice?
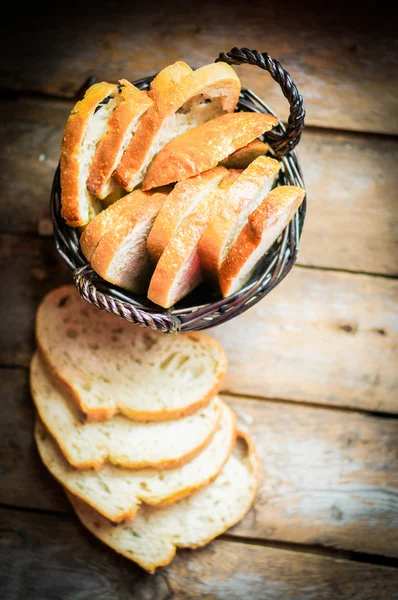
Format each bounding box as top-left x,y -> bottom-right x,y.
220,185 -> 306,296
36,286 -> 227,421
220,140 -> 270,169
35,400 -> 236,522
147,170 -> 241,308
147,166 -> 228,264
143,112 -> 278,190
87,80 -> 153,199
115,62 -> 240,191
68,432 -> 259,573
89,188 -> 170,293
31,353 -> 221,469
199,156 -> 281,287
61,82 -> 122,227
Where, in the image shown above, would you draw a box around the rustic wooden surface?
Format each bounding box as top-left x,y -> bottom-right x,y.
1,2 -> 397,597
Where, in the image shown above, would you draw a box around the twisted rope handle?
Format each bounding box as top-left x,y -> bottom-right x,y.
73,265 -> 181,333
217,47 -> 305,156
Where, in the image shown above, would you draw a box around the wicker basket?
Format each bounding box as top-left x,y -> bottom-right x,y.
51,47 -> 306,333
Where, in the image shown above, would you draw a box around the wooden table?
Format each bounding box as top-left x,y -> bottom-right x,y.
1,2 -> 398,598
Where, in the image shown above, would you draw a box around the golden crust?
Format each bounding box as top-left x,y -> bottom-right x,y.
147,166 -> 228,264
87,80 -> 153,199
143,112 -> 278,190
219,185 -> 305,296
198,156 -> 281,285
90,189 -> 169,293
220,140 -> 270,169
60,82 -> 117,227
115,62 -> 241,191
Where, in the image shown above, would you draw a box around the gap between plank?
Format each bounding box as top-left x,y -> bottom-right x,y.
295,263 -> 398,281
1,503 -> 397,569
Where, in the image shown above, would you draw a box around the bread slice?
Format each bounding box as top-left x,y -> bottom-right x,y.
142,112 -> 278,190
147,166 -> 228,264
36,286 -> 227,421
147,170 -> 241,308
220,185 -> 306,296
35,400 -> 236,522
88,188 -> 170,293
61,82 -> 123,227
67,432 -> 259,572
198,156 -> 281,287
86,80 -> 153,199
115,62 -> 240,191
31,353 -> 221,469
220,140 -> 270,169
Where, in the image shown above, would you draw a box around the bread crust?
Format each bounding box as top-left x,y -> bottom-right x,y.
115,62 -> 241,191
87,80 -> 153,199
143,112 -> 278,190
66,430 -> 259,573
198,156 -> 281,286
60,82 -> 117,227
220,140 -> 270,169
35,287 -> 228,422
35,404 -> 237,523
89,188 -> 169,292
147,166 -> 228,264
219,185 -> 306,296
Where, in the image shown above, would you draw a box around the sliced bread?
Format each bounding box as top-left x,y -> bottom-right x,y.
220,140 -> 270,169
198,156 -> 281,287
61,82 -> 122,227
142,112 -> 278,190
146,166 -> 228,264
88,188 -> 170,293
35,400 -> 236,521
67,432 -> 259,572
36,286 -> 227,421
86,80 -> 153,199
115,62 -> 240,191
220,185 -> 306,296
147,170 -> 241,308
31,353 -> 221,469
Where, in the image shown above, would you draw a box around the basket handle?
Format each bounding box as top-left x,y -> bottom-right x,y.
217,47 -> 305,157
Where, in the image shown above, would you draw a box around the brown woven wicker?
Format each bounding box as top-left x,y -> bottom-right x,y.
51,47 -> 306,333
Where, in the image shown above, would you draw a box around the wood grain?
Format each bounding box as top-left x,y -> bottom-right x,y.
2,98 -> 398,275
2,367 -> 398,557
1,1 -> 397,134
1,234 -> 397,413
1,508 -> 397,600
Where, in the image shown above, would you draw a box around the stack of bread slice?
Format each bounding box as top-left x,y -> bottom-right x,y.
60,59 -> 305,307
32,285 -> 259,572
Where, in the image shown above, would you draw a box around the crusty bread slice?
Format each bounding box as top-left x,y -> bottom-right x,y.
147,170 -> 241,308
220,185 -> 306,296
35,400 -> 236,522
198,156 -> 281,287
143,112 -> 278,190
115,62 -> 240,191
88,188 -> 170,293
67,432 -> 259,572
61,82 -> 122,227
31,353 -> 221,469
36,286 -> 227,421
220,140 -> 270,169
86,80 -> 153,199
147,166 -> 228,264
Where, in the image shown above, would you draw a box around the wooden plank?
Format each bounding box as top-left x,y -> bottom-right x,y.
2,98 -> 398,275
2,368 -> 398,557
1,2 -> 397,134
1,509 -> 397,600
1,234 -> 397,413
